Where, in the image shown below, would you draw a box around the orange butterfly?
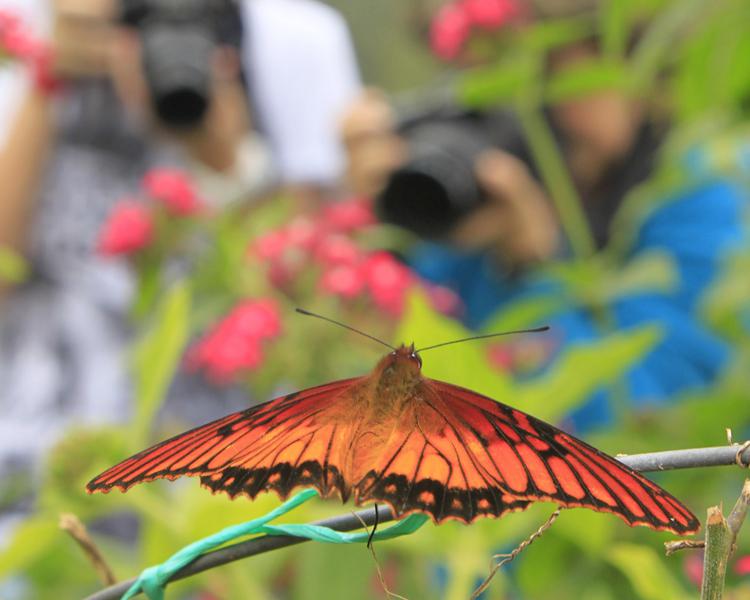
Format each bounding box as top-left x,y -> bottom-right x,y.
88,327 -> 699,535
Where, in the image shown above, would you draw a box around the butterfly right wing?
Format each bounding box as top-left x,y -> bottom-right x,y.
87,378 -> 362,502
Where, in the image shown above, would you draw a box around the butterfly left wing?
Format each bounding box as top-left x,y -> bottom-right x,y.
355,378 -> 699,534
87,378 -> 362,502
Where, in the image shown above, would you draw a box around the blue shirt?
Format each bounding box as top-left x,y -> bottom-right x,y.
412,176 -> 748,431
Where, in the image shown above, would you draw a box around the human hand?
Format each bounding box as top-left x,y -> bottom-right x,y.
451,149 -> 560,268
51,0 -> 116,79
339,88 -> 407,197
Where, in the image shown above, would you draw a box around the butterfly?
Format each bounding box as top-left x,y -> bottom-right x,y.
88,338 -> 699,535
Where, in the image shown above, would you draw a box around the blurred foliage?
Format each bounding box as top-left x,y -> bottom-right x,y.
2,0 -> 750,599
0,247 -> 28,284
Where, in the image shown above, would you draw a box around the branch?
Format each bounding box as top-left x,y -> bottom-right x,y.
84,442 -> 750,600
702,505 -> 731,600
85,504 -> 393,600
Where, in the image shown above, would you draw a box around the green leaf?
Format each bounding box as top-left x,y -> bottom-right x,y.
396,290 -> 512,399
599,251 -> 677,298
600,0 -> 629,58
0,517 -> 60,578
0,246 -> 29,283
458,56 -> 536,108
605,543 -> 689,600
521,16 -> 594,52
485,296 -> 566,332
131,281 -> 191,443
545,59 -> 629,103
514,326 -> 662,422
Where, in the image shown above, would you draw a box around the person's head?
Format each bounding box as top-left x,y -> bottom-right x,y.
546,39 -> 646,188
108,0 -> 247,136
515,0 -> 648,190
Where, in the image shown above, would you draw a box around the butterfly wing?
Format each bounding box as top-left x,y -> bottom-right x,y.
87,378 -> 363,502
355,379 -> 698,534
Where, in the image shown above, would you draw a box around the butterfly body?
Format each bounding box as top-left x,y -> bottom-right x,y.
88,344 -> 699,535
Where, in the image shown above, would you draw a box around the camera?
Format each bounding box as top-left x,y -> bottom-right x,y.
375,109 -> 536,240
119,0 -> 243,129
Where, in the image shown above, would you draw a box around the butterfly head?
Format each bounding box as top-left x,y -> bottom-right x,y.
395,342 -> 422,369
372,343 -> 423,394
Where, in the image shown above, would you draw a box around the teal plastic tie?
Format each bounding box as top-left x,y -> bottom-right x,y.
122,489 -> 427,600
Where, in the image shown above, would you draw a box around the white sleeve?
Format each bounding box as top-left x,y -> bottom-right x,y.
0,0 -> 51,147
242,0 -> 362,186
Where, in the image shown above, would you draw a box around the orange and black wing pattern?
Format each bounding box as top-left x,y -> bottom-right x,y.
87,378 -> 361,502
356,379 -> 699,534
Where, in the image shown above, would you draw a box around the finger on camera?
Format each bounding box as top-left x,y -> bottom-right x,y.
475,150 -> 538,202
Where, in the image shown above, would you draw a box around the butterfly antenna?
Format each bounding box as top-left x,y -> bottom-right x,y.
296,308 -> 396,351
416,326 -> 550,353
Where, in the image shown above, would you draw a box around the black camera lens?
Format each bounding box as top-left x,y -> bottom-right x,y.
141,25 -> 214,128
120,0 -> 243,130
376,118 -> 493,239
376,111 -> 532,240
378,143 -> 482,239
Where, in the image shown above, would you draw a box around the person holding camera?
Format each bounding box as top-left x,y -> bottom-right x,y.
0,0 -> 277,525
0,0 -> 364,531
340,4 -> 748,431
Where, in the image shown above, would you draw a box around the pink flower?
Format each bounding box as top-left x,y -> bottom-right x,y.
0,11 -> 21,36
226,299 -> 282,340
29,45 -> 60,94
253,229 -> 289,262
684,553 -> 703,588
425,284 -> 463,317
430,3 -> 471,62
185,298 -> 281,384
187,333 -> 264,384
315,234 -> 361,266
735,554 -> 750,576
267,261 -> 297,289
1,27 -> 38,58
97,201 -> 153,256
285,217 -> 321,252
461,0 -> 519,30
142,168 -> 203,216
362,252 -> 414,316
487,343 -> 513,372
320,264 -> 366,299
323,198 -> 376,232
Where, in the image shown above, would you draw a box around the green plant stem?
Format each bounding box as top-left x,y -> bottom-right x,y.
726,478 -> 750,550
701,506 -> 731,600
515,104 -> 596,259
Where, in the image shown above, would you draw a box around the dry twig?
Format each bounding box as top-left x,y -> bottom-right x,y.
59,513 -> 117,586
469,508 -> 562,600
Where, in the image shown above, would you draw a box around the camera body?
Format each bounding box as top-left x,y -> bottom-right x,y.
376,109 -> 536,240
119,0 -> 243,129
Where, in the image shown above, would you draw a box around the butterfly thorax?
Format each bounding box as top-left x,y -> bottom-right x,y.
334,345 -> 424,490
369,344 -> 423,413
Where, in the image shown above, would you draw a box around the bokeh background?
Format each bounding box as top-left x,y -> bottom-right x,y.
1,0 -> 750,598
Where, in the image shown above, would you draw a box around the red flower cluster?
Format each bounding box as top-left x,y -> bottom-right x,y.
430,0 -> 522,61
143,168 -> 204,216
97,168 -> 203,257
186,299 -> 281,384
321,197 -> 376,232
249,199 -> 420,316
0,10 -> 59,93
319,251 -> 416,316
736,554 -> 750,576
250,198 -> 462,318
96,201 -> 153,256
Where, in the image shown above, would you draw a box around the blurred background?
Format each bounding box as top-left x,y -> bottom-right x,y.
1,0 -> 749,598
